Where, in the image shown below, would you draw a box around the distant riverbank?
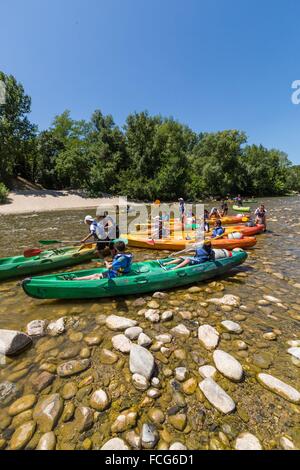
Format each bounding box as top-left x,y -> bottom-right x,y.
0,190 -> 134,215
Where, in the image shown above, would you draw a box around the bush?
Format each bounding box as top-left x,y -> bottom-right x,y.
0,183 -> 9,203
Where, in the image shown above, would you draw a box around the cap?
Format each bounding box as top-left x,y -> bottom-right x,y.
84,215 -> 94,224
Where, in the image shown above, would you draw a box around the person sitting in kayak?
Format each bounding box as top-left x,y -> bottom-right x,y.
209,207 -> 221,219
73,241 -> 133,280
212,220 -> 225,238
255,204 -> 267,231
221,201 -> 228,216
162,242 -> 215,270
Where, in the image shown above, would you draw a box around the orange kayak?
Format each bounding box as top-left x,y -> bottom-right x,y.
126,234 -> 257,250
135,215 -> 249,231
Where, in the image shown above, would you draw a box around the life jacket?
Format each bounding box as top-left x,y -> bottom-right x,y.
111,253 -> 133,275
212,227 -> 225,238
195,246 -> 214,263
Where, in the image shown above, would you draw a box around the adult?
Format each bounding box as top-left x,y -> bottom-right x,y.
255,204 -> 267,231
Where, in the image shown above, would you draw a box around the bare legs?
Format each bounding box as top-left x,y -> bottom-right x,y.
162,258 -> 191,270
72,273 -> 103,281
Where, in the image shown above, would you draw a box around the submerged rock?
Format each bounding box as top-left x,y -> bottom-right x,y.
198,325 -> 219,351
132,373 -> 149,391
208,295 -> 240,307
33,394 -> 63,432
235,432 -> 262,450
0,329 -> 32,356
141,423 -> 159,449
145,309 -> 160,323
287,347 -> 300,360
36,432 -> 57,450
90,389 -> 110,411
10,420 -> 36,450
125,327 -> 143,340
57,359 -> 91,377
129,345 -> 155,380
0,381 -> 21,406
221,321 -> 242,334
199,378 -> 236,414
47,318 -> 65,337
8,394 -> 37,417
213,350 -> 244,382
257,373 -> 300,403
138,333 -> 152,348
171,324 -> 190,337
198,365 -> 217,379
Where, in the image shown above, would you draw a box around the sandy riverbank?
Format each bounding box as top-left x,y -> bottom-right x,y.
0,190 -> 136,215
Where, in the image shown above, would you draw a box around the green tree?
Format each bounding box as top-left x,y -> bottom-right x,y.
0,71 -> 37,183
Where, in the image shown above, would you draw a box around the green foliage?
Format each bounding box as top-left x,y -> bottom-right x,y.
0,183 -> 8,203
1,70 -> 299,199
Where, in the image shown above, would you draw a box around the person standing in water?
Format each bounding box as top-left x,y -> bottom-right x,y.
255,204 -> 267,231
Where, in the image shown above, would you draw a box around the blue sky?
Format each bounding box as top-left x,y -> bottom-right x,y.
1,0 -> 300,163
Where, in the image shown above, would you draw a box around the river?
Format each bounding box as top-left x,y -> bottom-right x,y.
0,197 -> 299,450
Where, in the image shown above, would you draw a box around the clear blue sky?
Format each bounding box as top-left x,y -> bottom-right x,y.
1,0 -> 300,163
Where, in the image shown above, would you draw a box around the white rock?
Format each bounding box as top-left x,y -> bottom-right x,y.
171,324 -> 190,337
141,423 -> 158,449
198,365 -> 217,379
161,311 -> 173,322
221,320 -> 242,334
151,377 -> 160,387
287,340 -> 300,347
145,309 -> 160,323
263,295 -> 281,303
47,318 -> 65,336
101,438 -> 129,450
132,373 -> 149,391
199,378 -> 236,414
213,350 -> 243,382
147,388 -> 161,398
156,334 -> 172,344
129,345 -> 155,380
169,442 -> 187,450
287,347 -> 300,360
138,333 -> 152,348
235,433 -> 262,450
90,389 -> 110,411
26,320 -> 47,337
198,325 -> 219,351
106,315 -> 137,331
152,292 -> 167,299
175,367 -> 188,382
257,373 -> 300,403
125,327 -> 143,340
208,295 -> 240,307
0,329 -> 32,356
112,334 -> 132,353
280,436 -> 296,450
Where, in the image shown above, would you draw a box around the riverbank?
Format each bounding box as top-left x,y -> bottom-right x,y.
0,190 -> 135,215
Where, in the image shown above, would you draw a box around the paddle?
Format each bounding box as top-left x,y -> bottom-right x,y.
24,248 -> 43,258
169,233 -> 226,258
39,238 -> 128,246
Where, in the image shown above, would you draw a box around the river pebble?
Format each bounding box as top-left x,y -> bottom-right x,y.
145,309 -> 160,323
33,394 -> 63,432
198,325 -> 219,350
171,324 -> 190,337
213,350 -> 244,382
138,333 -> 152,347
130,345 -> 155,380
8,394 -> 37,416
208,295 -> 240,307
10,420 -> 36,450
0,329 -> 32,356
161,311 -> 173,322
111,410 -> 137,433
199,378 -> 236,414
221,320 -> 242,334
90,389 -> 110,411
101,438 -> 129,450
235,432 -> 262,450
175,367 -> 188,382
132,373 -> 149,391
125,327 -> 143,340
106,315 -> 137,331
287,347 -> 300,359
141,423 -> 159,449
26,320 -> 47,337
112,334 -> 132,353
57,359 -> 91,377
47,318 -> 65,336
280,436 -> 297,450
36,432 -> 57,450
198,365 -> 217,379
257,373 -> 300,403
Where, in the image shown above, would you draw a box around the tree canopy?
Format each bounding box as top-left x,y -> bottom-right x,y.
0,71 -> 299,199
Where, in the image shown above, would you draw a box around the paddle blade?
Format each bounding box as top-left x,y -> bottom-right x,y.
24,248 -> 42,258
146,239 -> 156,245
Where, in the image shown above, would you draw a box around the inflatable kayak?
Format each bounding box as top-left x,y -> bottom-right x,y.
0,245 -> 96,281
126,234 -> 257,250
232,205 -> 250,213
22,250 -> 247,300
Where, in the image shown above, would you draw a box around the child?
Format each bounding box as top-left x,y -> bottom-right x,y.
73,241 -> 133,280
255,204 -> 267,230
221,201 -> 228,216
162,241 -> 215,270
209,207 -> 222,218
212,220 -> 225,238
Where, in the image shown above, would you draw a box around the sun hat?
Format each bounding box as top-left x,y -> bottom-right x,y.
84,215 -> 94,224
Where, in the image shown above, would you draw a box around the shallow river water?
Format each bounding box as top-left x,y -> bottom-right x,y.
0,197 -> 299,450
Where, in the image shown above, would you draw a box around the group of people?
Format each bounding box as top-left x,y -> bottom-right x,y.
74,198 -> 267,281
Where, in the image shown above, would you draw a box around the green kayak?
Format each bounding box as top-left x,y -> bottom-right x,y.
232,205 -> 250,213
243,200 -> 258,204
22,250 -> 247,300
0,245 -> 96,282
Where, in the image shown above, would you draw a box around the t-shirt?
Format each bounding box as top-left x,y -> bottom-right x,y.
212,227 -> 225,238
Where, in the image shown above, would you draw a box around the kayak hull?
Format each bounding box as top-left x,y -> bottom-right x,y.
136,215 -> 249,230
232,205 -> 250,213
22,251 -> 247,300
126,235 -> 257,250
0,245 -> 96,281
